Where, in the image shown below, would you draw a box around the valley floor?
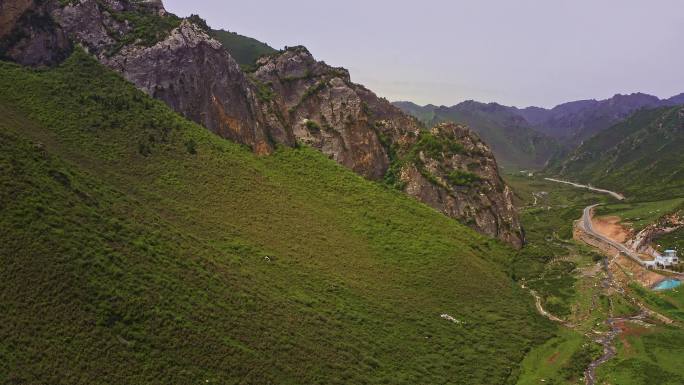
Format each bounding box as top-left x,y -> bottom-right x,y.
507,175 -> 684,385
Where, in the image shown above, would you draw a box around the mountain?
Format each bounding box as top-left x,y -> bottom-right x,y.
666,92 -> 684,105
518,93 -> 667,144
0,29 -> 553,385
252,47 -> 524,246
549,105 -> 684,199
394,101 -> 562,171
0,0 -> 523,247
396,92 -> 684,169
393,101 -> 438,123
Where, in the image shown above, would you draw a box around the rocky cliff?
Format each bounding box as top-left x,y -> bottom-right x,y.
396,122 -> 523,247
252,45 -> 417,180
251,46 -> 523,246
0,0 -> 524,247
0,0 -> 71,66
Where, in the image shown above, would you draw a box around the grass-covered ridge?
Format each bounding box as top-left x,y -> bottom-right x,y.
0,51 -> 552,384
211,29 -> 277,69
550,105 -> 684,200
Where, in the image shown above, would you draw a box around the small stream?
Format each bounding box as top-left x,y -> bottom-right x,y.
583,312 -> 647,385
583,258 -> 649,385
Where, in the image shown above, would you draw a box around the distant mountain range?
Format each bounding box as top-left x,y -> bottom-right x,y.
513,92 -> 684,143
395,92 -> 684,171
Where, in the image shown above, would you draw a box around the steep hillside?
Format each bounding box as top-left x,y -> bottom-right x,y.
0,0 -> 523,246
254,48 -> 524,246
550,105 -> 684,199
0,50 -> 551,384
394,101 -> 561,171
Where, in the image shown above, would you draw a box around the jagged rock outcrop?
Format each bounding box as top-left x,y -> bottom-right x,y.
1,0 -> 524,247
397,123 -> 523,248
252,48 -> 523,246
0,0 -> 71,66
49,0 -> 292,154
99,20 -> 293,154
252,46 -> 417,179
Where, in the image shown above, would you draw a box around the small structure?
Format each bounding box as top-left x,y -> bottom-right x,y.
649,249 -> 679,268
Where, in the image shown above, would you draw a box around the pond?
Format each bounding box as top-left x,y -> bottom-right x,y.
653,279 -> 682,291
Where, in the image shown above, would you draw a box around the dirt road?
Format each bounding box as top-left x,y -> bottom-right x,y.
544,178 -> 625,200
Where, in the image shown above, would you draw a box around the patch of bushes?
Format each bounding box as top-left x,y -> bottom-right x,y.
107,9 -> 182,55
185,139 -> 197,154
187,14 -> 210,32
304,119 -> 320,133
561,342 -> 602,381
413,131 -> 465,159
447,170 -> 482,186
251,78 -> 275,102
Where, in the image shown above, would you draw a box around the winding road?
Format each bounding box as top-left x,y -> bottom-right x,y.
578,204 -> 648,267
544,178 -> 625,201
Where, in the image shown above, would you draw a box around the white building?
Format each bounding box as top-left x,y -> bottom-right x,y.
650,249 -> 679,268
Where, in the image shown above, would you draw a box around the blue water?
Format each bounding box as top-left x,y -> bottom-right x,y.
653,279 -> 682,291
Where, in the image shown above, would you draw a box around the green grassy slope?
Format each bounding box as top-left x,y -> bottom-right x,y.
211,29 -> 277,67
0,52 -> 552,384
550,106 -> 684,200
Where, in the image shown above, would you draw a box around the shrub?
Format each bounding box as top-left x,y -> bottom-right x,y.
305,120 -> 321,132
185,139 -> 197,155
447,170 -> 482,186
413,132 -> 465,159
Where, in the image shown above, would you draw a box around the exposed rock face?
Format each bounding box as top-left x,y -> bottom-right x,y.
252,46 -> 413,179
1,0 -> 524,247
100,20 -> 293,154
0,0 -> 71,66
398,123 -> 524,248
49,0 -> 291,153
0,0 -> 34,38
252,47 -> 523,246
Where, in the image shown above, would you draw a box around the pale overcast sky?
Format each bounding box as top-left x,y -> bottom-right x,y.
164,0 -> 684,108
